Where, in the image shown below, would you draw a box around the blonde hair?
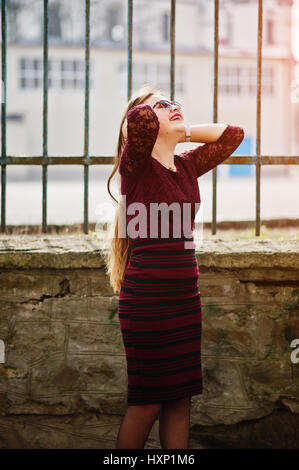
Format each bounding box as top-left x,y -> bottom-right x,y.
104,84 -> 163,294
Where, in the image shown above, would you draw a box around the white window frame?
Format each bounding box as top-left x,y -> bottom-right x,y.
19,57 -> 92,90
219,65 -> 274,96
118,61 -> 184,95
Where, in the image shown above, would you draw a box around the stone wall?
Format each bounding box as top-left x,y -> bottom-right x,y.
0,235 -> 298,449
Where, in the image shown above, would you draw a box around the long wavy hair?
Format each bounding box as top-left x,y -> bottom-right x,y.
104,84 -> 163,294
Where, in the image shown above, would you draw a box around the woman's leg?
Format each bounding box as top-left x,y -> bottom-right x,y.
116,403 -> 162,449
158,396 -> 191,449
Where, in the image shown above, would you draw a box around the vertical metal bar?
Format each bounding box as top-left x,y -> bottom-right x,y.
83,0 -> 90,234
1,0 -> 7,232
170,0 -> 176,102
212,0 -> 219,235
127,0 -> 133,100
42,0 -> 48,232
256,0 -> 263,236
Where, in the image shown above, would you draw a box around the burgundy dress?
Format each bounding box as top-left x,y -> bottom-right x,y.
117,104 -> 244,405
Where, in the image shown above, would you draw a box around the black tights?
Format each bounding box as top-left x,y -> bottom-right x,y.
115,396 -> 191,449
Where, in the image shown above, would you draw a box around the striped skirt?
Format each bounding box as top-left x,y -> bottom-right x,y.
118,237 -> 203,405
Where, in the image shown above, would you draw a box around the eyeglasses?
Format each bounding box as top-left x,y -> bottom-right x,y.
152,100 -> 183,111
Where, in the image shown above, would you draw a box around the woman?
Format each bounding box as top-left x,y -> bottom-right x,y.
106,84 -> 244,449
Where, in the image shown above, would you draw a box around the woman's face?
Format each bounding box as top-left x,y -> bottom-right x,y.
122,94 -> 184,140
144,94 -> 184,136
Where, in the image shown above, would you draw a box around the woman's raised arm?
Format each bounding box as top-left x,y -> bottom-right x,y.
180,124 -> 245,178
119,104 -> 160,177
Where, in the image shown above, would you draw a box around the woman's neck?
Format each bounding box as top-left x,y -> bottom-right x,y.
151,137 -> 177,165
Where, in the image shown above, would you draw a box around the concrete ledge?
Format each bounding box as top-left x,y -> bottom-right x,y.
0,235 -> 298,269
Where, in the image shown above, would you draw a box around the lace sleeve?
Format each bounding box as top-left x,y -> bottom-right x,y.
118,104 -> 160,177
180,124 -> 245,178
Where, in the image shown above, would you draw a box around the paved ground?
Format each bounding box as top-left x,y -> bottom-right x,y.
3,166 -> 299,225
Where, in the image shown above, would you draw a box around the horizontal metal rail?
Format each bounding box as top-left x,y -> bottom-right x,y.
1,156 -> 298,165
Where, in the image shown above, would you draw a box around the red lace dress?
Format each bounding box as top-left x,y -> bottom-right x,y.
117,103 -> 244,405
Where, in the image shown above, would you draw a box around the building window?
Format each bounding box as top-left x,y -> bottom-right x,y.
20,58 -> 43,89
48,3 -> 62,39
219,66 -> 240,94
262,67 -> 274,95
219,9 -> 231,46
119,62 -> 185,94
266,18 -> 274,45
162,12 -> 170,43
219,65 -> 274,96
19,57 -> 92,90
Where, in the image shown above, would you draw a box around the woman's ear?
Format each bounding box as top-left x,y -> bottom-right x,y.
122,118 -> 127,140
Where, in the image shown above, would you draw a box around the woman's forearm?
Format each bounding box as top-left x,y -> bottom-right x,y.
188,123 -> 228,143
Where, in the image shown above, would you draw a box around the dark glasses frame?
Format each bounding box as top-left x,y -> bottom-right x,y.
152,99 -> 183,111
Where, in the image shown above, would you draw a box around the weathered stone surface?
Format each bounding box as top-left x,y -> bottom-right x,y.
192,358 -> 275,425
68,323 -> 123,353
202,309 -> 276,359
0,413 -> 121,449
0,234 -> 298,448
189,409 -> 299,449
0,409 -> 297,449
242,355 -> 296,400
28,353 -> 127,415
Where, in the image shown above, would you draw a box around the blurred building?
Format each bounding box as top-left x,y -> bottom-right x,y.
0,0 -> 297,180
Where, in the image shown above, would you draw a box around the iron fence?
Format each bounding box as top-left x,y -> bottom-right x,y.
1,0 -> 298,236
